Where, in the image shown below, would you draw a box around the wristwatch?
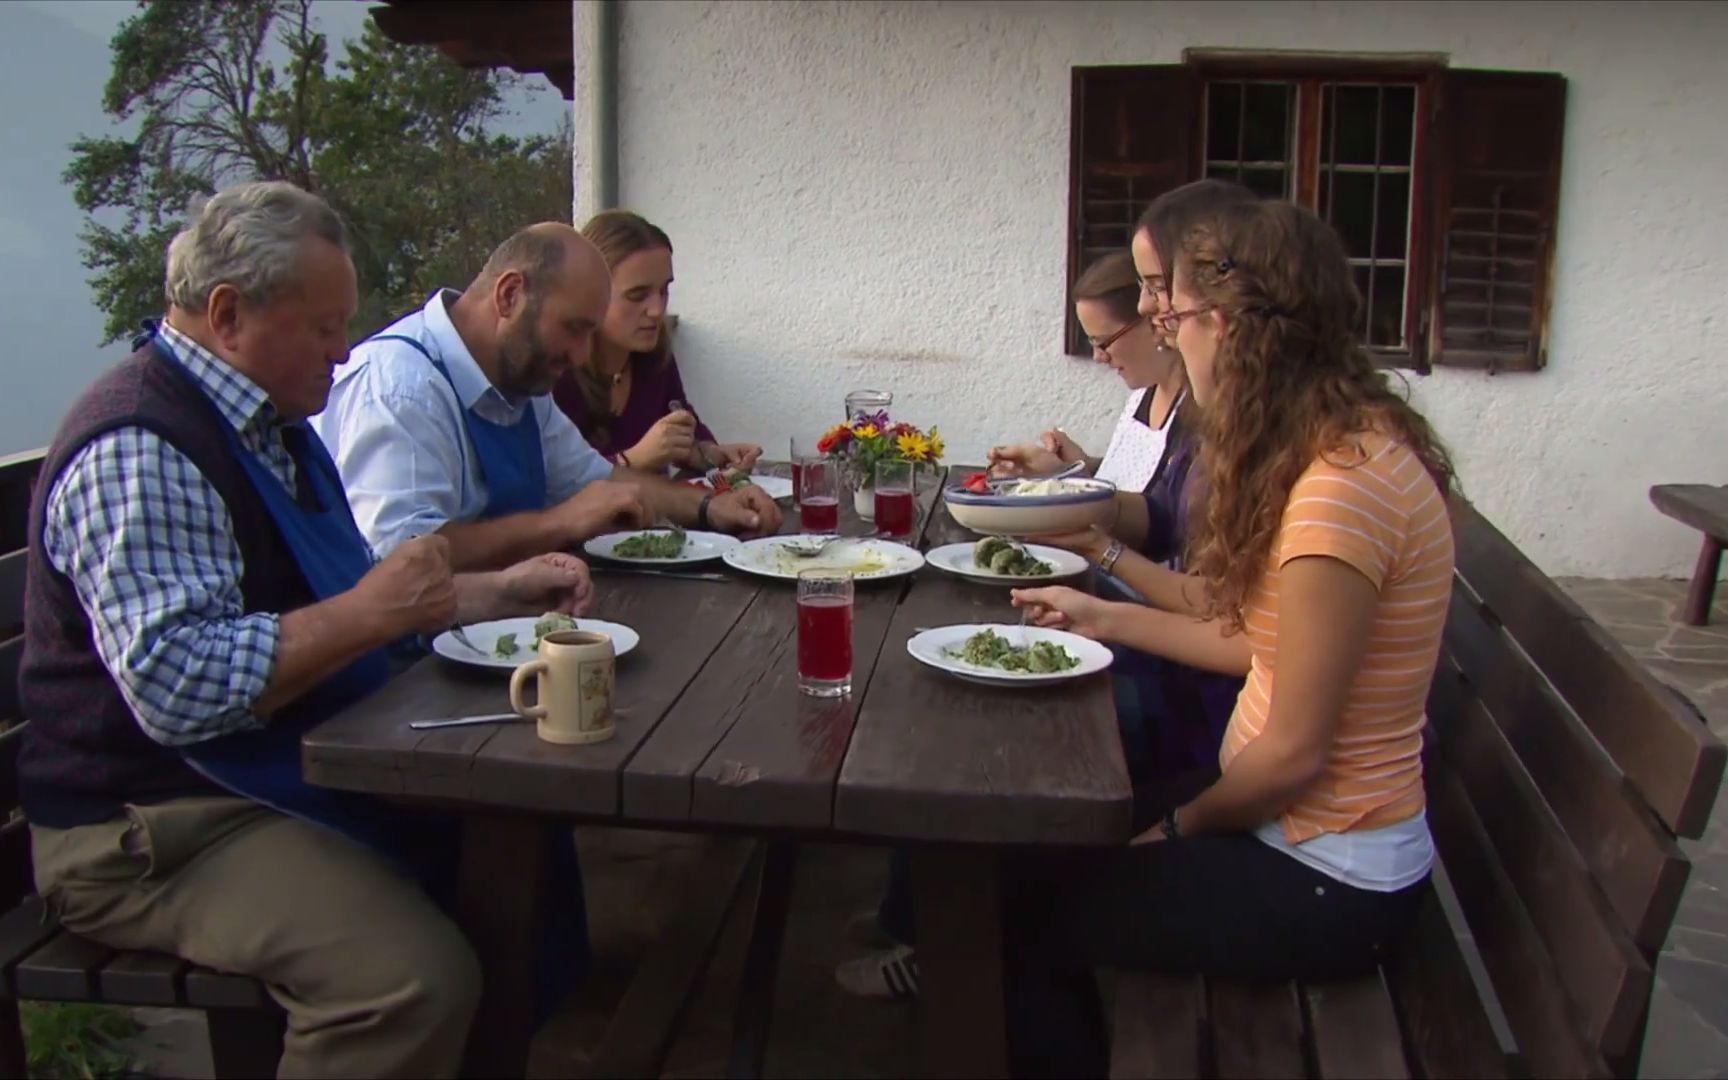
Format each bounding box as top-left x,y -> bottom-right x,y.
1162,805 -> 1183,840
1097,539 -> 1125,575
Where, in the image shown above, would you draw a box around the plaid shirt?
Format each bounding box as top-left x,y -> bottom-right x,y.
42,323 -> 292,746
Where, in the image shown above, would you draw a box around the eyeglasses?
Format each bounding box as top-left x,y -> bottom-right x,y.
1153,305 -> 1214,335
1087,318 -> 1145,358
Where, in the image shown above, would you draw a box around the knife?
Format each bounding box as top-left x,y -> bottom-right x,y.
592,565 -> 733,583
410,713 -> 521,731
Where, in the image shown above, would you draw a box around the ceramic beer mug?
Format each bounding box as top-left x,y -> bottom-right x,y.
509,630 -> 617,745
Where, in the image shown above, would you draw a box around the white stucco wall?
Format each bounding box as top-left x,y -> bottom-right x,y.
600,0 -> 1727,578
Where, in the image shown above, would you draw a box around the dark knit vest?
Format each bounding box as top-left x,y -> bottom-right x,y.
18,342 -> 319,827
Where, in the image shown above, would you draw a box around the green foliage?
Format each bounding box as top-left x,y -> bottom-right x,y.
20,1001 -> 140,1079
65,0 -> 573,345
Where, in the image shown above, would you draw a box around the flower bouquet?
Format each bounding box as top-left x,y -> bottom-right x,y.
818,412 -> 945,517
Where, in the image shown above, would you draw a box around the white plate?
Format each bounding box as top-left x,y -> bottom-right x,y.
431,617 -> 640,670
584,529 -> 741,565
721,534 -> 926,582
742,475 -> 794,502
906,623 -> 1112,687
925,542 -> 1090,584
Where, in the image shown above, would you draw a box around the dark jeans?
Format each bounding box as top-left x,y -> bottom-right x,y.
1002,771 -> 1429,1077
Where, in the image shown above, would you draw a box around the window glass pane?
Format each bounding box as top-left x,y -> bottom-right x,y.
1376,172 -> 1411,260
1370,266 -> 1407,347
1380,86 -> 1416,167
1329,171 -> 1376,255
1242,82 -> 1293,161
1352,265 -> 1374,340
1325,85 -> 1380,165
1207,82 -> 1242,161
1241,167 -> 1289,200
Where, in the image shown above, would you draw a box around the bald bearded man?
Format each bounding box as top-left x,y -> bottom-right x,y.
315,223 -> 781,571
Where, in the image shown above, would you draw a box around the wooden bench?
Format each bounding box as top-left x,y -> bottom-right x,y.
1650,484 -> 1728,626
0,546 -> 288,1077
1110,500 -> 1726,1078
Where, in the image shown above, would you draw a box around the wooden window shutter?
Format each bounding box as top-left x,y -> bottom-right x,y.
1067,65 -> 1201,354
1424,69 -> 1567,372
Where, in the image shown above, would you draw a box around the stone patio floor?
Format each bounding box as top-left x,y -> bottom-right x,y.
115,577 -> 1728,1079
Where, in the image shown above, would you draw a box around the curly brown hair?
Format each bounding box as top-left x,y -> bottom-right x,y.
1177,199 -> 1456,631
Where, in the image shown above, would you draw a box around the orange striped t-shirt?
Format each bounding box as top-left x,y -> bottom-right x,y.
1218,432 -> 1454,844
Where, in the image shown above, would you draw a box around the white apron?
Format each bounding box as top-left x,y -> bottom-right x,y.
1095,387 -> 1184,494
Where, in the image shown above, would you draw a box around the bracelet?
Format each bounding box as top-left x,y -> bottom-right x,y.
1097,539 -> 1125,575
697,493 -> 714,530
1162,805 -> 1183,840
617,450 -> 633,470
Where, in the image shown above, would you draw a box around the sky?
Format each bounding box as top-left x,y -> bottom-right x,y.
0,0 -> 570,454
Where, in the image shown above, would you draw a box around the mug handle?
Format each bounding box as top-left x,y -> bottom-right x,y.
509,661 -> 550,720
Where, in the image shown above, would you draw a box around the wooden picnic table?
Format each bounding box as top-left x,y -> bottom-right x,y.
302,468 -> 1132,1077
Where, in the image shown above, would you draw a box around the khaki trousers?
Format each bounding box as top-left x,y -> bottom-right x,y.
31,796 -> 480,1079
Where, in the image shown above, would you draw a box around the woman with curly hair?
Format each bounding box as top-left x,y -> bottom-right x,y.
1004,197 -> 1455,1076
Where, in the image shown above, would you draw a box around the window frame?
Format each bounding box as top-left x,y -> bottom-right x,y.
1191,55 -> 1442,368
1067,54 -> 1446,371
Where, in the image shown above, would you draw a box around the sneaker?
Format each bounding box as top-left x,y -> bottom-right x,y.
845,909 -> 901,950
835,945 -> 920,1000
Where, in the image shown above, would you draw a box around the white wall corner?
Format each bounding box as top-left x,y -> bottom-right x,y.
570,0 -> 605,224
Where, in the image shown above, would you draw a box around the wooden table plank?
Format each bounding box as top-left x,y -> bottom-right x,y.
834,570 -> 1131,845
625,483 -> 933,828
687,584 -> 905,828
462,576 -> 758,816
305,575 -> 757,817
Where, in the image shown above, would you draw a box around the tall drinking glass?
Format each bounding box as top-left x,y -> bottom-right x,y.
874,459 -> 915,539
798,456 -> 840,533
789,435 -> 819,507
797,569 -> 854,698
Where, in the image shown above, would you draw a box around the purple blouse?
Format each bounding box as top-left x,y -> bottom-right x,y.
552,351 -> 717,462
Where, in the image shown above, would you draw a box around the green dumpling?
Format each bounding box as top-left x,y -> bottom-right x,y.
974,536 -> 1010,568
988,547 -> 1023,574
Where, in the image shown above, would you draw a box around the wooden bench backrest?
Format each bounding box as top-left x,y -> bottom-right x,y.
1424,500 -> 1724,1076
1,547 -> 30,915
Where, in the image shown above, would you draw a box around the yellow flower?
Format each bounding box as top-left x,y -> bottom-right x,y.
853,423 -> 879,440
928,429 -> 945,461
896,431 -> 931,461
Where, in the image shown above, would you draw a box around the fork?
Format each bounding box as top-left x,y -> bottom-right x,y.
447,624 -> 489,658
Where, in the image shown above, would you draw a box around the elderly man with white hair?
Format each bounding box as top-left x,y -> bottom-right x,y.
15,181 -> 594,1077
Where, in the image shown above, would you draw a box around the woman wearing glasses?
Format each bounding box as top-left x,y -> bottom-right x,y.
986,250 -> 1179,493
835,182 -> 1256,1004
1004,196 -> 1452,1077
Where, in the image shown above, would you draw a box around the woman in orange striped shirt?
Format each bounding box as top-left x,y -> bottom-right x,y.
1006,197 -> 1455,1076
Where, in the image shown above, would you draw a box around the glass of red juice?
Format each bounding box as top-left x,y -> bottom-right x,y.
797,569 -> 854,697
799,456 -> 839,533
874,459 -> 916,539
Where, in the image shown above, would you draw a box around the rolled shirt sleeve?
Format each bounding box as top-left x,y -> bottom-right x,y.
540,398 -> 618,504
43,428 -> 279,747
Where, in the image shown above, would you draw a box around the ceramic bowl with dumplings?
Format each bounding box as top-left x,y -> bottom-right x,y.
943,477 -> 1118,537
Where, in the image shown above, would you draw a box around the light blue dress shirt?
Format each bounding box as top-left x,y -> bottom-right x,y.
312,290 -> 613,557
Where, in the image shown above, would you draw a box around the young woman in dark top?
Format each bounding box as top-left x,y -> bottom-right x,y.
552,211 -> 762,474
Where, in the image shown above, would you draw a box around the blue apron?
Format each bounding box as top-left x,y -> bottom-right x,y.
147,326 -> 588,1017
367,331 -> 547,518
